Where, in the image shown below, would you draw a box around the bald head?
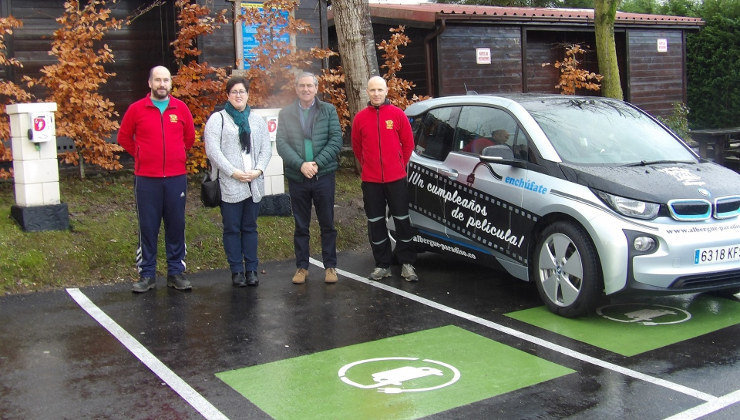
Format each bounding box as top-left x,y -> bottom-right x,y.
149,65 -> 170,80
367,76 -> 388,107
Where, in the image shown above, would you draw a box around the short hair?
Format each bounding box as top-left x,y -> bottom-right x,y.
295,71 -> 318,86
149,65 -> 170,80
226,76 -> 250,94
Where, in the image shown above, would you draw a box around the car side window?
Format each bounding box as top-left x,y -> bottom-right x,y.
414,106 -> 459,161
510,124 -> 533,163
454,106 -> 522,156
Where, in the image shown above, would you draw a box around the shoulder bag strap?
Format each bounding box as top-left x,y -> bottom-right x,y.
210,112 -> 225,180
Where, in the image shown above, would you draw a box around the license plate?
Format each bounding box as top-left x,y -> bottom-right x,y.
694,245 -> 740,264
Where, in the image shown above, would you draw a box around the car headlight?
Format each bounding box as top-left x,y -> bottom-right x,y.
597,191 -> 660,220
633,236 -> 656,252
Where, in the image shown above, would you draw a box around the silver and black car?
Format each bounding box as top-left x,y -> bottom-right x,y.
397,94 -> 740,317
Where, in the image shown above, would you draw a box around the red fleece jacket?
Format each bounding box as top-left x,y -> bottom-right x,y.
117,95 -> 195,177
351,102 -> 414,183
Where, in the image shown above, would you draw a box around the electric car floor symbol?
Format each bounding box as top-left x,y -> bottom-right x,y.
338,357 -> 461,394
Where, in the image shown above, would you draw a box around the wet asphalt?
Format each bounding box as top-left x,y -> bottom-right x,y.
0,249 -> 738,419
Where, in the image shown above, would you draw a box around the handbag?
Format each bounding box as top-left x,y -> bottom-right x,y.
200,168 -> 221,207
200,112 -> 225,207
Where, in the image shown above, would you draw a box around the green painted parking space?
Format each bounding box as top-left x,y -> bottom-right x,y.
506,295 -> 740,356
216,325 -> 573,419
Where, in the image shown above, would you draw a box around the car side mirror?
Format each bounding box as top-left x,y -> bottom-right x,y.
480,145 -> 525,168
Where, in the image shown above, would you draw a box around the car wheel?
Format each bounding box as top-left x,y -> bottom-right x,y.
533,221 -> 602,317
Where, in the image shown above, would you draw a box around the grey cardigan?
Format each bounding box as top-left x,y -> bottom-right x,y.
204,109 -> 272,203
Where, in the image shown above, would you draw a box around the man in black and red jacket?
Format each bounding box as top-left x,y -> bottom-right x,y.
351,76 -> 419,282
118,66 -> 195,293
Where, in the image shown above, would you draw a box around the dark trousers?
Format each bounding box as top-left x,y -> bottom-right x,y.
288,173 -> 337,269
134,175 -> 187,278
361,178 -> 416,268
220,197 -> 261,273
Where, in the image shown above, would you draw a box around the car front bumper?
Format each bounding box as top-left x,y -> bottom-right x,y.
619,218 -> 740,293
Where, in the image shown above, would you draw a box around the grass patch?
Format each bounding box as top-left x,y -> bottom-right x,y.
0,167 -> 366,295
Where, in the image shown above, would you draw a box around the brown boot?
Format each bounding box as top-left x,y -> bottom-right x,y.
325,267 -> 338,283
292,268 -> 308,284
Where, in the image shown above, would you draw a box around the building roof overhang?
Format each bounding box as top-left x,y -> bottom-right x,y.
343,4 -> 705,30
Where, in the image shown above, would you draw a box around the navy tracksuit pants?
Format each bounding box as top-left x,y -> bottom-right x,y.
134,175 -> 187,278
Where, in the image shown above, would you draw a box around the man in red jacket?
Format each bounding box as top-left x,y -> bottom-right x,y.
351,76 -> 418,282
117,66 -> 195,293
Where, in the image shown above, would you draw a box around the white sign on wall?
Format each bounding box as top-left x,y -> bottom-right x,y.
476,48 -> 491,65
657,38 -> 668,53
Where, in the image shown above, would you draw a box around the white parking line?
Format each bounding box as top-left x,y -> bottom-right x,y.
663,389 -> 740,420
312,259 -> 719,405
66,288 -> 228,420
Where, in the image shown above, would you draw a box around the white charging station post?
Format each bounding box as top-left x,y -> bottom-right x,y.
6,102 -> 69,231
250,107 -> 291,216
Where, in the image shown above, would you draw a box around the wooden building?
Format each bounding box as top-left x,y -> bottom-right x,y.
357,4 -> 704,119
1,0 -> 328,120
2,1 -> 702,121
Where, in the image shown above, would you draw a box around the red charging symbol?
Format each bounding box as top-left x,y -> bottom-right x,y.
267,119 -> 277,133
34,117 -> 46,132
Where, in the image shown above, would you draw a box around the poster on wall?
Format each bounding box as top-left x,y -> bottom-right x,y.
236,1 -> 292,70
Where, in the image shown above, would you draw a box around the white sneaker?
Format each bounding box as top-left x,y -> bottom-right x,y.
369,267 -> 392,280
401,264 -> 418,282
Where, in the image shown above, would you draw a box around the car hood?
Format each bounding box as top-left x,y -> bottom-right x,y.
559,161 -> 740,203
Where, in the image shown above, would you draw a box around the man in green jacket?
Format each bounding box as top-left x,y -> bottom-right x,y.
276,71 -> 343,284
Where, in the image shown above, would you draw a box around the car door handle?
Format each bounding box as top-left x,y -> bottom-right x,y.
439,168 -> 458,179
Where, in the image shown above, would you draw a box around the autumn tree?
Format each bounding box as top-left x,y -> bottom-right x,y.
0,16 -> 31,179
170,0 -> 229,174
545,43 -> 603,95
331,0 -> 379,120
378,26 -> 430,110
238,0 -> 334,107
318,66 -> 350,132
594,0 -> 624,99
26,0 -> 123,178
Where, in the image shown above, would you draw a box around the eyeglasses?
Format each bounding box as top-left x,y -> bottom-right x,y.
230,90 -> 248,96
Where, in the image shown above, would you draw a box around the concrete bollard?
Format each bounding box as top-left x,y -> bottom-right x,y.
251,108 -> 291,216
7,102 -> 70,231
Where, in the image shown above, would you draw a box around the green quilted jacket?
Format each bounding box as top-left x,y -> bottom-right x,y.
276,98 -> 342,183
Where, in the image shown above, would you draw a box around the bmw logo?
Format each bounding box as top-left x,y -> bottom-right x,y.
697,187 -> 710,197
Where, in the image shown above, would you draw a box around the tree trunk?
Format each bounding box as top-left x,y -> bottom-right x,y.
78,151 -> 86,179
332,0 -> 379,120
594,0 -> 624,100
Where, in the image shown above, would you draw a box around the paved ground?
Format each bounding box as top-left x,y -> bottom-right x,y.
0,249 -> 738,419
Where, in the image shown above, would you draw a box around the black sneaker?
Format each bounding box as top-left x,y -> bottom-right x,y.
232,272 -> 247,287
132,276 -> 156,293
167,273 -> 192,290
246,271 -> 259,287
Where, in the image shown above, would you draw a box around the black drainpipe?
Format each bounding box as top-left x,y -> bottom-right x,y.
424,18 -> 447,97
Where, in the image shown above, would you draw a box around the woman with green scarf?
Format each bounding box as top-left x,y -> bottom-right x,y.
204,76 -> 272,287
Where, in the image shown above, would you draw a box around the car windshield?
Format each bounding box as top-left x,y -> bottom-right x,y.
523,98 -> 697,165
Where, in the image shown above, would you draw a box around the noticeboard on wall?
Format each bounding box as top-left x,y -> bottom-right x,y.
235,1 -> 293,70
